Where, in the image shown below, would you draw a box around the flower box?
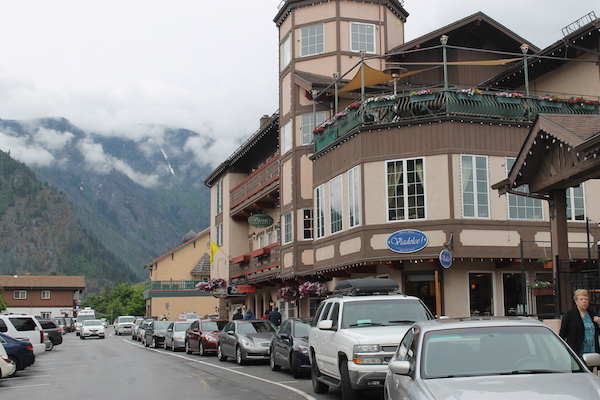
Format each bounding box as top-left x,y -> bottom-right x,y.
496,97 -> 521,104
368,100 -> 395,108
410,93 -> 436,103
457,92 -> 482,101
539,100 -> 563,108
532,287 -> 553,296
572,103 -> 596,111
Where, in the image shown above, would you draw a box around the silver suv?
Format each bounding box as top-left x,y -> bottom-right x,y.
114,315 -> 136,335
308,278 -> 435,400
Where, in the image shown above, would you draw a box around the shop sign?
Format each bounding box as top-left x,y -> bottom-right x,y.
387,229 -> 428,253
248,214 -> 274,228
439,249 -> 452,268
227,285 -> 253,296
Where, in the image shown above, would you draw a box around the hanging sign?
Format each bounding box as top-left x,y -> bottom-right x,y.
439,249 -> 453,269
248,214 -> 274,228
387,229 -> 428,253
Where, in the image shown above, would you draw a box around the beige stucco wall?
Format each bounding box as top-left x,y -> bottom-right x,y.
152,232 -> 210,281
281,73 -> 292,116
281,158 -> 293,206
299,155 -> 313,199
531,52 -> 600,98
149,295 -> 219,320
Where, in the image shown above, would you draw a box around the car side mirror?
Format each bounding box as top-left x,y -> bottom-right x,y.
317,320 -> 333,330
227,330 -> 235,336
583,352 -> 600,367
279,333 -> 290,340
193,328 -> 199,332
388,360 -> 411,375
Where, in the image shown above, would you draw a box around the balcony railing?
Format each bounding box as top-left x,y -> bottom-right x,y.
313,90 -> 600,152
145,280 -> 203,291
229,244 -> 281,283
229,155 -> 280,209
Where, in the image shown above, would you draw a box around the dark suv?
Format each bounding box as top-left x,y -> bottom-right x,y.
144,320 -> 172,348
38,319 -> 63,350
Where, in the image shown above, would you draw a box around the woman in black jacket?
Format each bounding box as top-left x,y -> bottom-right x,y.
559,289 -> 600,356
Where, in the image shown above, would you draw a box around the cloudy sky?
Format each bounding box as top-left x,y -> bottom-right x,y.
0,1 -> 597,168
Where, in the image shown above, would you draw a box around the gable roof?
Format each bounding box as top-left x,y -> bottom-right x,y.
493,114 -> 600,194
144,227 -> 210,268
0,275 -> 85,289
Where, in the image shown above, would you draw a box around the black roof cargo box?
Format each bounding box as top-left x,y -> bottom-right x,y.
333,278 -> 399,296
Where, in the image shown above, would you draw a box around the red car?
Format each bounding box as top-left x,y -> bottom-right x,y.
185,319 -> 228,355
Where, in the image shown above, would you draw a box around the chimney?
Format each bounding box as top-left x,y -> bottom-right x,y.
260,115 -> 270,127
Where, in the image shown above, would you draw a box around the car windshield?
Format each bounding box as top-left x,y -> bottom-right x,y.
83,320 -> 103,326
341,299 -> 432,328
153,321 -> 171,330
76,314 -> 96,323
174,322 -> 193,331
202,320 -> 227,332
421,325 -> 584,378
119,317 -> 135,323
237,322 -> 276,334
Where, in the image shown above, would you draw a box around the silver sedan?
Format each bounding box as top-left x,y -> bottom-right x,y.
385,317 -> 600,400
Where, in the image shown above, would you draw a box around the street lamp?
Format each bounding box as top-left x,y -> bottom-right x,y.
440,35 -> 449,90
359,49 -> 366,102
520,44 -> 530,97
333,72 -> 340,114
383,65 -> 407,96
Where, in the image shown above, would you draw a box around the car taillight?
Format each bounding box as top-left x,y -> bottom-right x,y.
40,330 -> 45,343
1,355 -> 10,363
26,345 -> 33,350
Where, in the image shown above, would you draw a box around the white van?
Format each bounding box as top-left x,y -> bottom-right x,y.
0,314 -> 46,355
74,308 -> 96,336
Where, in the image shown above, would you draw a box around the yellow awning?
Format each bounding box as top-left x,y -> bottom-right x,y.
339,64 -> 439,93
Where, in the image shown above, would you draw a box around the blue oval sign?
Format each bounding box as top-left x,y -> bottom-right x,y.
439,249 -> 452,268
387,229 -> 428,253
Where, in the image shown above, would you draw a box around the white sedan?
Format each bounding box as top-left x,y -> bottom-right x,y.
80,320 -> 106,339
385,317 -> 600,400
0,342 -> 16,378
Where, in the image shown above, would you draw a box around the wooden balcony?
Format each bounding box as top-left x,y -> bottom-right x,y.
229,244 -> 281,285
230,155 -> 280,220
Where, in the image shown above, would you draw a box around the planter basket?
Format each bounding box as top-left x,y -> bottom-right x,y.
532,287 -> 553,296
368,100 -> 395,108
539,100 -> 563,108
572,103 -> 596,111
496,96 -> 521,104
410,93 -> 436,103
457,93 -> 482,101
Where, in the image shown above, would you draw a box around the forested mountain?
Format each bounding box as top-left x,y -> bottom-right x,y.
0,117 -> 215,287
0,150 -> 137,292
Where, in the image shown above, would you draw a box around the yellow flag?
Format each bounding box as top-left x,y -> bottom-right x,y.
210,241 -> 220,263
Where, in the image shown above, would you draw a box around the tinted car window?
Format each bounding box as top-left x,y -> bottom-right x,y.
10,317 -> 38,331
0,319 -> 7,332
40,320 -> 58,329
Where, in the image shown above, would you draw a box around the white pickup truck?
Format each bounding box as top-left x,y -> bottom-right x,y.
308,278 -> 435,400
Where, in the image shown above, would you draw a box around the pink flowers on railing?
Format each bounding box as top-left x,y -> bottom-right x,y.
496,92 -> 524,98
196,278 -> 227,292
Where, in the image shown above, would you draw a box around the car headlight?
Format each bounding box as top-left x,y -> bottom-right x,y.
297,344 -> 308,354
353,344 -> 384,364
204,335 -> 217,342
240,337 -> 252,347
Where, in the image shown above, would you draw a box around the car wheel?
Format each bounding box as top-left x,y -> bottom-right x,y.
185,341 -> 192,354
270,348 -> 281,371
290,352 -> 301,379
217,343 -> 227,361
165,340 -> 170,350
311,353 -> 329,394
152,338 -> 158,348
340,359 -> 359,400
199,341 -> 205,356
80,336 -> 85,340
236,346 -> 246,365
144,338 -> 149,347
7,356 -> 19,377
46,341 -> 54,351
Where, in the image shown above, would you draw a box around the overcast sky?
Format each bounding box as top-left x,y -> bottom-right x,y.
0,1 -> 597,168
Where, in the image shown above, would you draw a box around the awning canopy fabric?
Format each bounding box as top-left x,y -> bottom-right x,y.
338,64 -> 439,93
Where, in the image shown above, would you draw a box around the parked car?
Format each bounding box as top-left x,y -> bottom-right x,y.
217,319 -> 277,365
0,332 -> 35,377
384,317 -> 600,400
38,319 -> 63,350
270,317 -> 312,378
0,314 -> 46,355
136,318 -> 156,342
80,319 -> 105,339
53,318 -> 67,335
185,319 -> 228,355
114,315 -> 136,336
131,317 -> 144,340
0,339 -> 16,379
165,320 -> 194,352
144,320 -> 172,348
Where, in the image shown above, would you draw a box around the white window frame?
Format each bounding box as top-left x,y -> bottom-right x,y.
330,176 -> 343,234
41,290 -> 51,300
215,223 -> 223,246
350,22 -> 376,53
301,111 -> 326,145
302,208 -> 314,240
348,166 -> 361,228
282,120 -> 293,154
315,185 -> 325,238
506,158 -> 544,220
258,234 -> 265,248
300,23 -> 324,57
386,157 -> 426,222
566,184 -> 586,221
13,290 -> 27,299
282,212 -> 293,244
280,35 -> 291,70
215,180 -> 223,215
461,154 -> 490,219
